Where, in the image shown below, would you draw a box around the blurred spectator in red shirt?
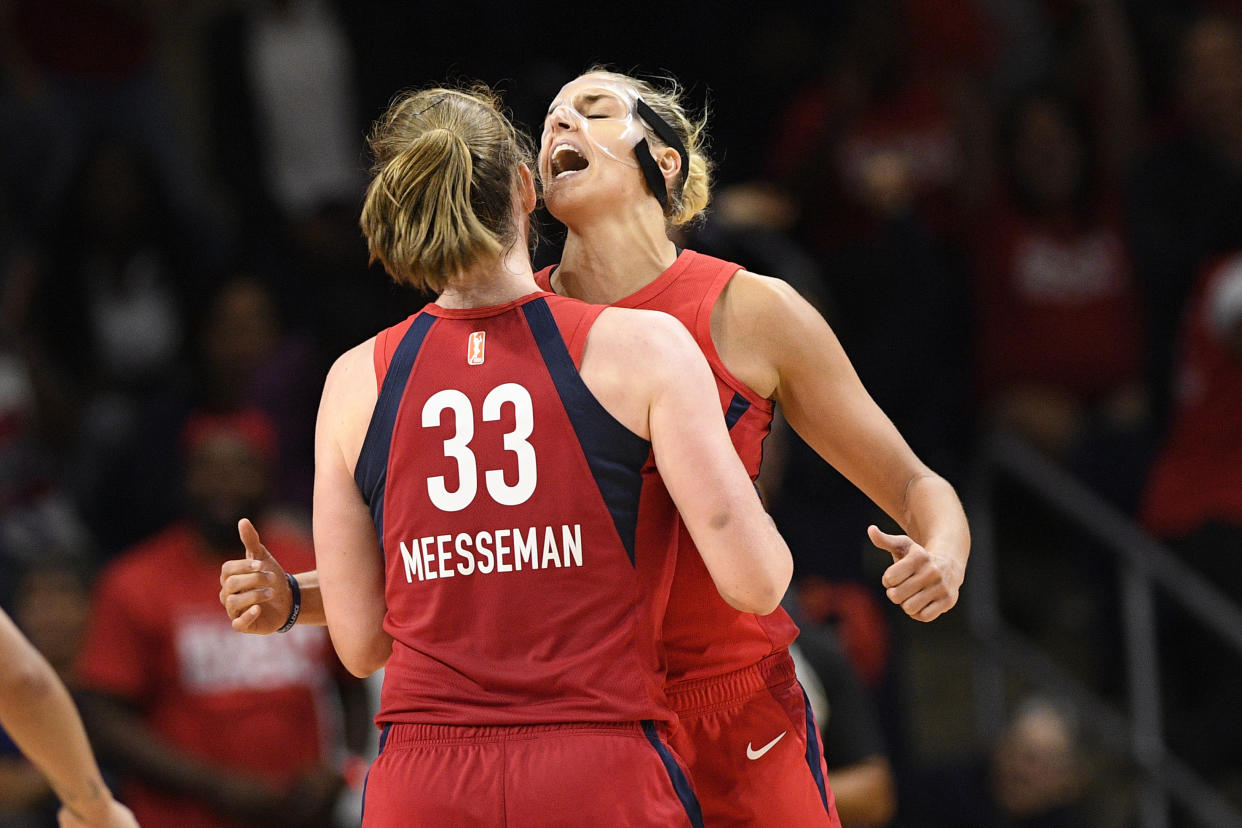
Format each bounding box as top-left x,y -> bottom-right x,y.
74,410 -> 366,828
1141,252 -> 1242,794
1126,10 -> 1242,437
972,0 -> 1153,510
765,0 -> 995,251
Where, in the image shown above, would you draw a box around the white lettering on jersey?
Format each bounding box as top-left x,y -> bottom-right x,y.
455,532 -> 476,575
398,524 -> 584,582
495,529 -> 512,572
475,531 -> 495,573
514,527 -> 538,570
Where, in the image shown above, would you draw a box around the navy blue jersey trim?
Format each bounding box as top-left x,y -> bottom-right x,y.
377,722 -> 393,755
360,723 -> 393,823
354,314 -> 437,557
641,720 -> 705,828
522,298 -> 649,566
723,392 -> 750,430
801,684 -> 832,812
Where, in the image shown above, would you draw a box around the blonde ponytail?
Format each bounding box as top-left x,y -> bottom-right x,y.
360,86 -> 534,293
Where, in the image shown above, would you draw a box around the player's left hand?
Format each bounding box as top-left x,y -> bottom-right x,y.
219,518 -> 292,634
869,525 -> 963,622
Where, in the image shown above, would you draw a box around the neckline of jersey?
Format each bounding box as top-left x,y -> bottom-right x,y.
425,290 -> 555,319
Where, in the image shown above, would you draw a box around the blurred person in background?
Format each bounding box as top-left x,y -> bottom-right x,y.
898,695 -> 1089,828
203,0 -> 413,359
971,0 -> 1150,509
765,0 -> 995,251
1126,10 -> 1242,437
0,0 -> 208,245
25,137 -> 199,556
1141,249 -> 1242,804
87,273 -> 321,555
75,411 -> 367,828
0,168 -> 93,586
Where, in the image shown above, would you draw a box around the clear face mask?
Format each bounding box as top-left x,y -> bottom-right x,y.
541,79 -> 645,173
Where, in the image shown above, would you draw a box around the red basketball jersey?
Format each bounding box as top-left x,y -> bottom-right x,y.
536,250 -> 801,685
355,292 -> 680,725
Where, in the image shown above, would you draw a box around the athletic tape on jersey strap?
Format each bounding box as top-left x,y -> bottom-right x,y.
634,98 -> 688,211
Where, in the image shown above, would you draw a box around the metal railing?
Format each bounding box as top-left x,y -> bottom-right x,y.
966,429 -> 1242,828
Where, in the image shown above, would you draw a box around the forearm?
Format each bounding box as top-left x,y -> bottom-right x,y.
0,667 -> 114,821
902,472 -> 969,553
292,570 -> 326,626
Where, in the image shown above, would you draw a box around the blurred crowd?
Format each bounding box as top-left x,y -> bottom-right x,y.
1,0 -> 1241,826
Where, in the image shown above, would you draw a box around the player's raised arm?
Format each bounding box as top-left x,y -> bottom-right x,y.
586,307 -> 793,614
0,610 -> 138,828
726,270 -> 969,621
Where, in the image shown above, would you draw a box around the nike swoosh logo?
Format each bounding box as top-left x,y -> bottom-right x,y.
746,731 -> 787,760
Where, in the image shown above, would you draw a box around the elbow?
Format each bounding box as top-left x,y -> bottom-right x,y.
340,649 -> 387,679
720,559 -> 794,616
726,592 -> 784,616
3,663 -> 55,705
336,635 -> 392,678
341,655 -> 383,679
344,662 -> 380,679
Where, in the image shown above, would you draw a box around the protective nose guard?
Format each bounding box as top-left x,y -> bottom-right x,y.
542,96 -> 643,171
542,84 -> 690,212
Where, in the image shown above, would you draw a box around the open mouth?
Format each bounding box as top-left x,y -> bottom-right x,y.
550,144 -> 589,178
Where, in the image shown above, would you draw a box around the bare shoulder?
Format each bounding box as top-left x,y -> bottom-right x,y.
580,307 -> 706,440
712,269 -> 821,398
592,305 -> 701,366
323,338 -> 378,401
318,338 -> 379,464
719,269 -> 816,325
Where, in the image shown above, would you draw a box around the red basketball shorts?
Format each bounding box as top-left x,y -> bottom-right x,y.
361,720 -> 704,827
666,650 -> 842,828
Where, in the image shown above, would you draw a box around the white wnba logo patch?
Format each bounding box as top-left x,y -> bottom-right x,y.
468,331 -> 486,365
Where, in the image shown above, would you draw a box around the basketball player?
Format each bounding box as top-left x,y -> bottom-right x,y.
221,71 -> 969,826
529,68 -> 969,828
272,83 -> 792,826
0,608 -> 138,828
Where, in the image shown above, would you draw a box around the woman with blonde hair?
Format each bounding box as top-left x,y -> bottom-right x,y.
249,82 -> 792,825
530,67 -> 969,827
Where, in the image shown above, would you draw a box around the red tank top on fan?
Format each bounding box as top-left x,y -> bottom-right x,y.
536,250 -> 801,685
355,292 -> 680,725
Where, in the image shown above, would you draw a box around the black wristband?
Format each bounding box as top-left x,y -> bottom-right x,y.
277,572 -> 301,633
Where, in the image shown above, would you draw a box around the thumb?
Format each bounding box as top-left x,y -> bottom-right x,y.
238,518 -> 271,563
868,524 -> 912,561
